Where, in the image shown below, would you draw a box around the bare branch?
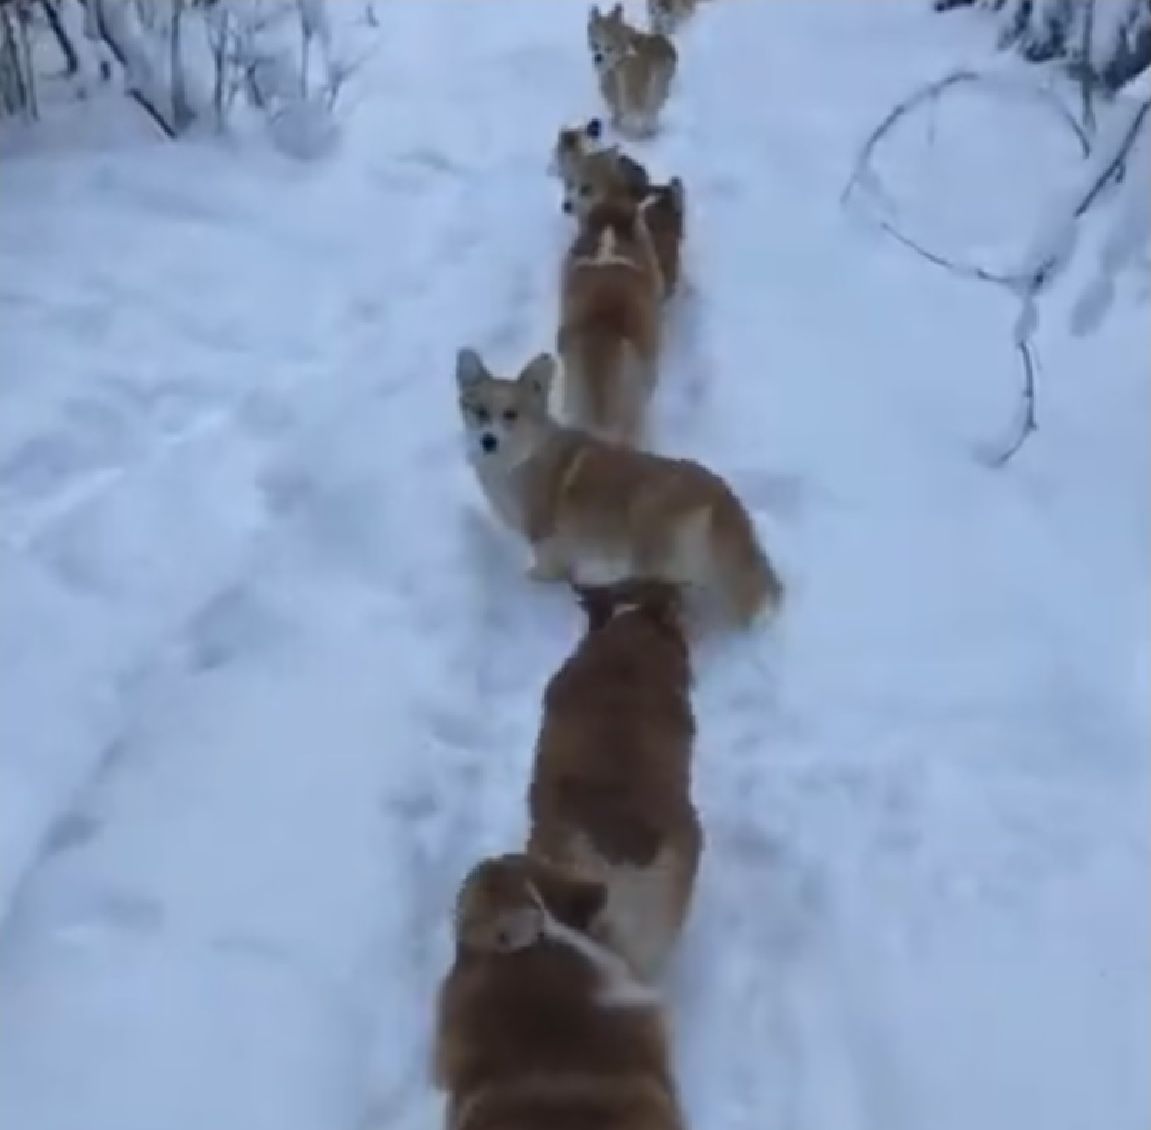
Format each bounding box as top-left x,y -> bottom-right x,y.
842,68 -> 1089,210
987,340 -> 1038,467
842,67 -> 1100,464
41,0 -> 79,76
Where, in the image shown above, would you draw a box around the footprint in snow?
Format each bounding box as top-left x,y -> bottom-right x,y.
50,889 -> 166,946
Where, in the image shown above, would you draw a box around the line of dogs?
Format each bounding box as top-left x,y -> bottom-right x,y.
435,4 -> 774,1129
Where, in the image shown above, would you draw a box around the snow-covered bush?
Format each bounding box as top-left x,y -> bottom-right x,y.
845,55 -> 1149,462
0,0 -> 368,154
934,0 -> 1151,92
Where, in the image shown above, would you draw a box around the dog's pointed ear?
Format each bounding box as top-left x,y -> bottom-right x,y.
456,348 -> 487,391
610,2 -> 623,17
518,353 -> 556,400
585,117 -> 603,140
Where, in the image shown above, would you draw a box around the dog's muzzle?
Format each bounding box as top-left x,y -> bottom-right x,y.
480,433 -> 498,454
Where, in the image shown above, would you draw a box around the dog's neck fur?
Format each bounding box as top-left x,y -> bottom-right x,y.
525,882 -> 659,1009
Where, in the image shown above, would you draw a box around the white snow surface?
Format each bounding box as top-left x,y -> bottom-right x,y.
0,2 -> 1147,1129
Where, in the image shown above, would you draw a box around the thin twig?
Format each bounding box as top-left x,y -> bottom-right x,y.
81,0 -> 176,138
1075,97 -> 1151,218
989,340 -> 1038,466
1079,0 -> 1097,140
870,213 -> 1013,285
41,0 -> 78,76
16,1 -> 36,119
842,68 -> 1089,208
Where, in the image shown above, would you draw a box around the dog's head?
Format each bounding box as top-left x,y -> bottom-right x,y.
551,117 -> 605,181
455,349 -> 555,466
454,853 -> 607,956
588,3 -> 631,72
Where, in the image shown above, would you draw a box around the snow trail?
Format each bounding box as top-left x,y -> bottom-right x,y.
0,2 -> 1146,1130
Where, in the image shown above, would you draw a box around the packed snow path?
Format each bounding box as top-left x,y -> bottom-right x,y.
0,2 -> 1146,1129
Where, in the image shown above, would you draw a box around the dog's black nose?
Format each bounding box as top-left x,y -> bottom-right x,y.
562,200 -> 573,214
480,433 -> 498,453
593,52 -> 604,65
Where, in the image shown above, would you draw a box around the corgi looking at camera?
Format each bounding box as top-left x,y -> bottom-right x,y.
453,349 -> 783,626
551,117 -> 651,216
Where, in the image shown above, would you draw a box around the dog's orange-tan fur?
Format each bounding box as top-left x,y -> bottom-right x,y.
435,853 -> 685,1130
528,580 -> 701,979
552,118 -> 651,217
558,197 -> 663,446
454,350 -> 784,626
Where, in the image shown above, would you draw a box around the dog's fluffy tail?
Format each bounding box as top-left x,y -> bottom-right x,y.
707,493 -> 784,626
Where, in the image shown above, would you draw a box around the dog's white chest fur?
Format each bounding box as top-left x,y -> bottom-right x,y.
473,458 -> 526,534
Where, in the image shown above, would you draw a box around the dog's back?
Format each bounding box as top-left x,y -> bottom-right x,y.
559,200 -> 663,446
528,581 -> 702,979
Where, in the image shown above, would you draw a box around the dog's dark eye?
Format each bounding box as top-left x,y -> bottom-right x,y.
579,185 -> 592,197
473,406 -> 490,424
503,409 -> 518,423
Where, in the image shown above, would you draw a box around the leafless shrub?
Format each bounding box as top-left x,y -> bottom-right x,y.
844,63 -> 1149,465
1,0 -> 371,150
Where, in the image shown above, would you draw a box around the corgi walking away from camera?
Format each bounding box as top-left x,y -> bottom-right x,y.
529,579 -> 702,981
454,349 -> 783,625
558,196 -> 664,446
588,3 -> 677,138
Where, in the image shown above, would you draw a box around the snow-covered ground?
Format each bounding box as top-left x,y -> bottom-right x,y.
0,2 -> 1147,1129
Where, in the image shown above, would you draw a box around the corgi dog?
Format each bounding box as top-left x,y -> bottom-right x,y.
588,3 -> 677,138
551,118 -> 651,217
647,0 -> 697,37
453,349 -> 784,625
640,177 -> 686,299
560,161 -> 686,301
528,579 -> 701,981
435,853 -> 685,1130
558,197 -> 663,445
